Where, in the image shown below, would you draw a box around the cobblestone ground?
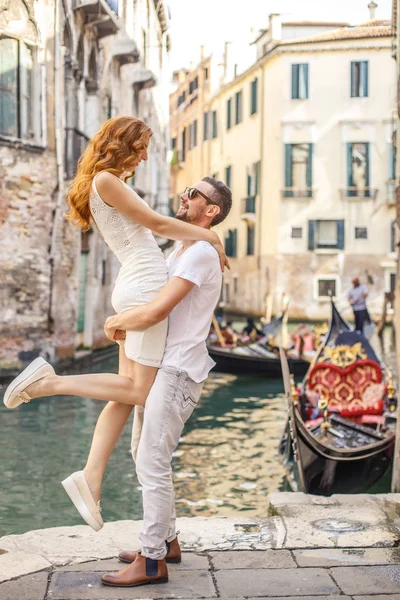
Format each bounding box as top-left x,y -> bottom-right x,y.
1,548 -> 400,599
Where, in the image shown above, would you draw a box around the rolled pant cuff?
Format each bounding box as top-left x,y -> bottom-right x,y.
166,531 -> 177,543
141,547 -> 167,561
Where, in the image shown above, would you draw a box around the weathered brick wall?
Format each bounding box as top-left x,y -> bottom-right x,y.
0,144 -> 58,368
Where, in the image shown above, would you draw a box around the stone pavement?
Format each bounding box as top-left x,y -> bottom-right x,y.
1,493 -> 399,599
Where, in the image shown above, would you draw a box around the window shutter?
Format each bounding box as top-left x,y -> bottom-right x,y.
337,220 -> 345,250
389,143 -> 395,179
203,111 -> 208,140
362,61 -> 368,97
347,142 -> 353,194
350,62 -> 356,97
0,37 -> 19,137
233,228 -> 237,257
225,165 -> 231,188
255,161 -> 260,195
391,221 -> 395,253
291,64 -> 298,99
20,42 -> 33,139
212,111 -> 217,138
308,220 -> 316,250
304,64 -> 309,99
227,98 -> 231,129
247,172 -> 252,196
365,142 -> 370,190
285,144 -> 292,196
306,143 -> 313,196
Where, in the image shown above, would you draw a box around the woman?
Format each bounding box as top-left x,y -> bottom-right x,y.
4,116 -> 228,531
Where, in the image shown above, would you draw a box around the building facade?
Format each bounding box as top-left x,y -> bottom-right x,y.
0,0 -> 171,373
170,13 -> 396,320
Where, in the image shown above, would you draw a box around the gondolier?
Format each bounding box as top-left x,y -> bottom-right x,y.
348,277 -> 370,333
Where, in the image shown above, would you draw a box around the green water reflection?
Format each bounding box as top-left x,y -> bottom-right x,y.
0,357 -> 287,536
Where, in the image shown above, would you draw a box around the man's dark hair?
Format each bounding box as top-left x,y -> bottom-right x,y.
202,176 -> 232,226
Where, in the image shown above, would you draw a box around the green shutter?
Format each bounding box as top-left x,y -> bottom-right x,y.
285,144 -> 293,196
291,64 -> 298,99
212,111 -> 217,138
247,172 -> 252,196
304,64 -> 309,99
389,143 -> 395,179
251,78 -> 258,114
347,143 -> 354,195
337,220 -> 345,250
225,165 -> 231,188
255,161 -> 260,195
350,62 -> 356,97
0,37 -> 19,137
365,142 -> 370,197
362,61 -> 368,97
227,98 -> 231,129
203,111 -> 208,140
308,220 -> 316,250
306,144 -> 313,197
233,228 -> 237,257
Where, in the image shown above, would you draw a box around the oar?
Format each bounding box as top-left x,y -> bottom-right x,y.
212,314 -> 226,347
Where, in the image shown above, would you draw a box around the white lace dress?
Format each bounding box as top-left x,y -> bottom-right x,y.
89,175 -> 168,367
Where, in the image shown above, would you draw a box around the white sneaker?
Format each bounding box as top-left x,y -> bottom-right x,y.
61,471 -> 103,532
3,357 -> 55,409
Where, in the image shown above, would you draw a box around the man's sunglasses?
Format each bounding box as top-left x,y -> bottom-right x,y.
182,186 -> 219,206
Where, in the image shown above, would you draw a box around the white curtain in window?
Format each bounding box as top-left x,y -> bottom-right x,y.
292,144 -> 308,191
317,221 -> 337,245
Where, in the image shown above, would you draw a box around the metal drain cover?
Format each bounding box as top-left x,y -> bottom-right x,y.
311,518 -> 366,533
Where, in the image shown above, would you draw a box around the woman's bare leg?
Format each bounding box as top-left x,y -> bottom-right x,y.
25,355 -> 158,407
82,346 -> 139,503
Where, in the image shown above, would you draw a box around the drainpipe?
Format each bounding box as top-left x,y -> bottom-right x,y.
257,65 -> 265,314
49,0 -> 66,329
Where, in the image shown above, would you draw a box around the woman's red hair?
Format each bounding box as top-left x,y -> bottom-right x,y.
65,116 -> 152,230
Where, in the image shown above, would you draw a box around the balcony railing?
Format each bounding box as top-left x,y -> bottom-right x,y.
73,0 -> 120,38
340,187 -> 378,200
282,187 -> 313,199
64,127 -> 90,180
387,179 -> 396,205
242,195 -> 256,213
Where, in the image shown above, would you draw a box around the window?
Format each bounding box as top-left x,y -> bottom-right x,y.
355,227 -> 367,239
0,37 -> 36,140
390,273 -> 396,293
101,259 -> 107,286
347,142 -> 370,197
170,137 -> 176,150
250,78 -> 258,114
233,276 -> 238,294
179,128 -> 186,162
204,67 -> 209,81
389,142 -> 396,180
316,277 -> 337,299
225,165 -> 232,189
246,224 -> 255,256
203,111 -> 209,140
177,91 -> 186,107
189,119 -> 197,148
351,61 -> 368,98
308,220 -> 345,250
291,227 -> 303,239
391,221 -> 396,253
291,64 -> 309,99
189,76 -> 199,94
224,282 -> 230,304
226,98 -> 232,130
225,228 -> 238,257
212,110 -> 218,138
247,161 -> 260,198
284,144 -> 313,197
235,90 -> 243,125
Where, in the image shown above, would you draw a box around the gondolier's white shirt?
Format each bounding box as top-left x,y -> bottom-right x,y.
162,241 -> 222,382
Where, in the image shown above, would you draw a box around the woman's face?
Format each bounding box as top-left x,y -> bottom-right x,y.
127,132 -> 151,171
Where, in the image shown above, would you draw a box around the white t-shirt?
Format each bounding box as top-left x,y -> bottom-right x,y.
162,241 -> 222,382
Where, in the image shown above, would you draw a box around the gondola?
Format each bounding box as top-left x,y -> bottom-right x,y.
280,300 -> 397,495
208,314 -> 311,378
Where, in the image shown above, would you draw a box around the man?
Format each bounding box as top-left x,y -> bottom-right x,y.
101,176 -> 232,588
348,276 -> 370,332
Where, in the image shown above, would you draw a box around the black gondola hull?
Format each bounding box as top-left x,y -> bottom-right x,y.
209,347 -> 310,377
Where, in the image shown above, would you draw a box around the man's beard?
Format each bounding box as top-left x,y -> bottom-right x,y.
175,211 -> 192,223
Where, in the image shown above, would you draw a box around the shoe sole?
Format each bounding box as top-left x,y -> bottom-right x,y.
3,357 -> 54,409
101,577 -> 169,587
119,555 -> 181,564
61,475 -> 103,532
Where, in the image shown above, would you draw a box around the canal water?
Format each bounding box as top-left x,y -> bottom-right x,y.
0,356 -> 287,536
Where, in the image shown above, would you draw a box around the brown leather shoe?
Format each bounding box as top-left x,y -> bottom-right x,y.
119,536 -> 181,564
101,554 -> 168,587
